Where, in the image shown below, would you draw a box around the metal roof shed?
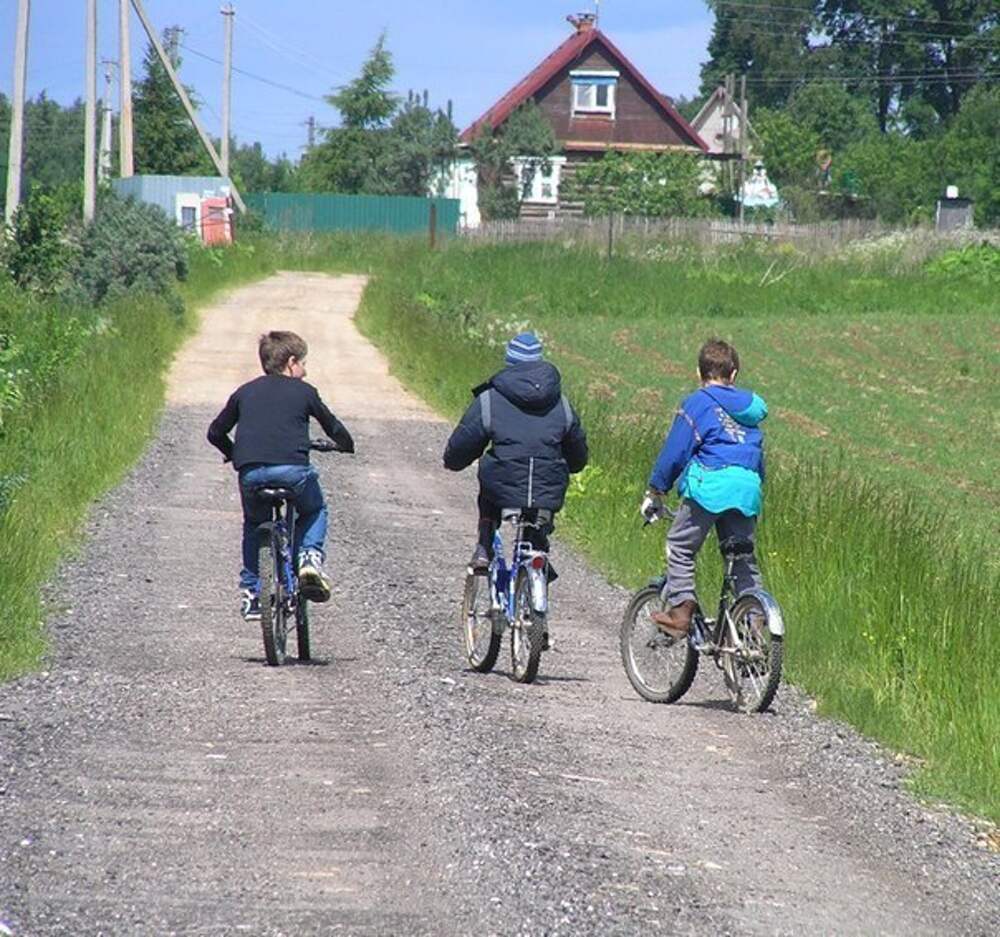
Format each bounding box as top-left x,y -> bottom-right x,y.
111,174 -> 233,236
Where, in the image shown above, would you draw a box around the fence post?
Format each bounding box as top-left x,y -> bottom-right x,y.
607,211 -> 614,261
429,202 -> 437,249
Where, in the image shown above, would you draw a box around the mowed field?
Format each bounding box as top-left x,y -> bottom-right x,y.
354,236 -> 999,820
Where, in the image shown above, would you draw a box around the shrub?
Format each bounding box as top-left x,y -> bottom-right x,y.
2,185 -> 79,294
71,193 -> 188,309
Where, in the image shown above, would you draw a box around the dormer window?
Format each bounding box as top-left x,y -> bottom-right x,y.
570,69 -> 618,117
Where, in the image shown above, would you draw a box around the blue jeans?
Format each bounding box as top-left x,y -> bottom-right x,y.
238,464 -> 327,592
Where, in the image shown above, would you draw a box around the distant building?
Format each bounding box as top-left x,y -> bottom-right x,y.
441,14 -> 707,227
111,174 -> 234,244
936,187 -> 974,232
690,85 -> 758,160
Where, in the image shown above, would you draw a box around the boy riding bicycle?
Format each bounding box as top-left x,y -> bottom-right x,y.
443,332 -> 588,576
207,330 -> 355,621
641,339 -> 767,638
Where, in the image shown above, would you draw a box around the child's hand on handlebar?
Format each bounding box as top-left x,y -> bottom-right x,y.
640,489 -> 667,524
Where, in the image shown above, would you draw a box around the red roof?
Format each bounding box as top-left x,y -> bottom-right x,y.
459,27 -> 707,152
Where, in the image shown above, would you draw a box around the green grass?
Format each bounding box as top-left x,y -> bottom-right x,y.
352,237 -> 999,821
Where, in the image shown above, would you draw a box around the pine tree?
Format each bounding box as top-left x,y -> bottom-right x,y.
132,30 -> 210,175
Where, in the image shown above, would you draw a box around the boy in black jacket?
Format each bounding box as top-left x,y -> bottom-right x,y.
443,332 -> 588,573
207,331 -> 354,621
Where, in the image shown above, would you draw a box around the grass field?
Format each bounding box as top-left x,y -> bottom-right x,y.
352,235 -> 999,821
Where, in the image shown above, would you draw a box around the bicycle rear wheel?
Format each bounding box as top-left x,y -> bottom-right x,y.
722,594 -> 783,713
295,598 -> 311,662
620,586 -> 699,703
462,572 -> 500,673
259,529 -> 289,666
510,569 -> 544,684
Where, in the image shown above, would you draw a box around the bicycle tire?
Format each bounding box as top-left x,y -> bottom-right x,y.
723,594 -> 783,713
259,529 -> 288,666
510,569 -> 544,684
462,572 -> 500,673
295,597 -> 311,662
620,586 -> 698,703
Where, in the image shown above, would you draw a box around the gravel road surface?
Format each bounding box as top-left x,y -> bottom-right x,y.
1,273 -> 996,936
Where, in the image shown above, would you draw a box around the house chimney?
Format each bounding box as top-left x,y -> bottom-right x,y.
567,13 -> 597,33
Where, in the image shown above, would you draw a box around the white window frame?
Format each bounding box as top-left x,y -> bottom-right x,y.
175,192 -> 201,233
570,69 -> 619,118
513,156 -> 565,205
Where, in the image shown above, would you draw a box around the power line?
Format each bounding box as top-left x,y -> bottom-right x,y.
712,0 -> 1000,32
179,43 -> 326,102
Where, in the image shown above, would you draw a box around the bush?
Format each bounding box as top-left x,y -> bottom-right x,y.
71,193 -> 189,309
2,186 -> 79,294
565,151 -> 716,218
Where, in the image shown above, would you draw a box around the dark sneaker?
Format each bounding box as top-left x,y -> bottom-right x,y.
468,544 -> 490,575
652,599 -> 697,639
241,589 -> 261,622
298,549 -> 331,603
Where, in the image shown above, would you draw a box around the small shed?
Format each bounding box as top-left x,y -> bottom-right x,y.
111,174 -> 234,244
936,194 -> 974,232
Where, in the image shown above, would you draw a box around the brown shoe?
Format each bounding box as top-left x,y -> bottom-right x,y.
652,599 -> 697,639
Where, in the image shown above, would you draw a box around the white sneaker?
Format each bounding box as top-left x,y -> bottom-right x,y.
297,549 -> 331,603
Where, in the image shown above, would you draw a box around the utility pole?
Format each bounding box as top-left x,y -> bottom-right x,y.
119,0 -> 134,177
738,74 -> 747,224
5,0 -> 30,225
305,115 -> 316,149
129,0 -> 246,212
84,0 -> 97,223
99,60 -> 115,184
221,3 -> 234,177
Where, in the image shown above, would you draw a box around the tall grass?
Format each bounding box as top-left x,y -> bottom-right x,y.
353,237 -> 999,821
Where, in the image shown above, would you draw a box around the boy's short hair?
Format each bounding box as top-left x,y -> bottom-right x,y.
698,339 -> 740,381
259,331 -> 307,375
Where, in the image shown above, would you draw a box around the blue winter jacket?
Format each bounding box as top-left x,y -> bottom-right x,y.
648,385 -> 767,517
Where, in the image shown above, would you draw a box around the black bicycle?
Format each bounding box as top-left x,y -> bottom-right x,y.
621,532 -> 785,712
252,438 -> 340,666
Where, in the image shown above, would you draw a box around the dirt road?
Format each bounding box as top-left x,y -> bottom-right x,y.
1,273 -> 996,936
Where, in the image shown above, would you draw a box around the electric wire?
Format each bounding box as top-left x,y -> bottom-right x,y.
179,43 -> 326,102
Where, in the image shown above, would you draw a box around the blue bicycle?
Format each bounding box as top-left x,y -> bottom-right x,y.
252,438 -> 340,666
461,507 -> 552,683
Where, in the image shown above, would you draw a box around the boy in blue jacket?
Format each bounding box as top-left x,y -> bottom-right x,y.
641,339 -> 767,637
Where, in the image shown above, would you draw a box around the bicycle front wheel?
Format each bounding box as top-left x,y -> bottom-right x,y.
462,572 -> 500,673
620,586 -> 698,703
510,569 -> 545,684
259,530 -> 289,667
722,594 -> 783,713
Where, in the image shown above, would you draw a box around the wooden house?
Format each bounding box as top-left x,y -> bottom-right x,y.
690,85 -> 758,160
443,14 -> 707,226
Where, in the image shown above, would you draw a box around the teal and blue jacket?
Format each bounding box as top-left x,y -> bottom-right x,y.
648,385 -> 767,517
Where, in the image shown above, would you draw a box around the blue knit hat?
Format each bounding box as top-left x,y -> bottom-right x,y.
505,332 -> 543,365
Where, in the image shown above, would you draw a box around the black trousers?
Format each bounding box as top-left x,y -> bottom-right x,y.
477,493 -> 553,555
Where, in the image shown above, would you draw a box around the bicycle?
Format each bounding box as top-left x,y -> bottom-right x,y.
251,438 -> 341,667
620,510 -> 784,712
461,507 -> 552,684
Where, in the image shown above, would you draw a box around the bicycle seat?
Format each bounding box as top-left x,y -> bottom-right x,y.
501,507 -> 553,526
719,537 -> 755,557
252,486 -> 296,504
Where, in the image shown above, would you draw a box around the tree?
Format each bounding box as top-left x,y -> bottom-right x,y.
301,36 -> 458,196
564,151 -> 715,218
132,30 -> 210,175
700,0 -> 829,109
937,84 -> 1000,224
786,81 -> 879,152
468,101 -> 558,220
300,34 -> 396,193
375,93 -> 457,197
229,141 -> 297,193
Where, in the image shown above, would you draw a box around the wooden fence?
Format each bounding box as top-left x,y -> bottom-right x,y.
463,215 -> 889,250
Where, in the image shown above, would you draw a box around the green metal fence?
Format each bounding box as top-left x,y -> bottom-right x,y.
245,192 -> 460,237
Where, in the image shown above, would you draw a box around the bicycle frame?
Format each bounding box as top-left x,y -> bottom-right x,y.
259,500 -> 299,604
488,514 -> 550,624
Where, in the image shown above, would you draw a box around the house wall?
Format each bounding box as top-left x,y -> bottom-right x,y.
111,175 -> 233,226
534,43 -> 696,150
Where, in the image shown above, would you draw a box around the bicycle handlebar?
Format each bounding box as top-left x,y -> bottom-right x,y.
310,437 -> 342,453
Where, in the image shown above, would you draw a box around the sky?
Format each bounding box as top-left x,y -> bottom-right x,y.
0,1 -> 715,159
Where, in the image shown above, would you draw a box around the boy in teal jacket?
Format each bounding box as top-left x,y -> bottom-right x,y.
641,339 -> 767,637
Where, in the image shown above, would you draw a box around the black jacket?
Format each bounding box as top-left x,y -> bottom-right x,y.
443,361 -> 588,510
207,374 -> 354,470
